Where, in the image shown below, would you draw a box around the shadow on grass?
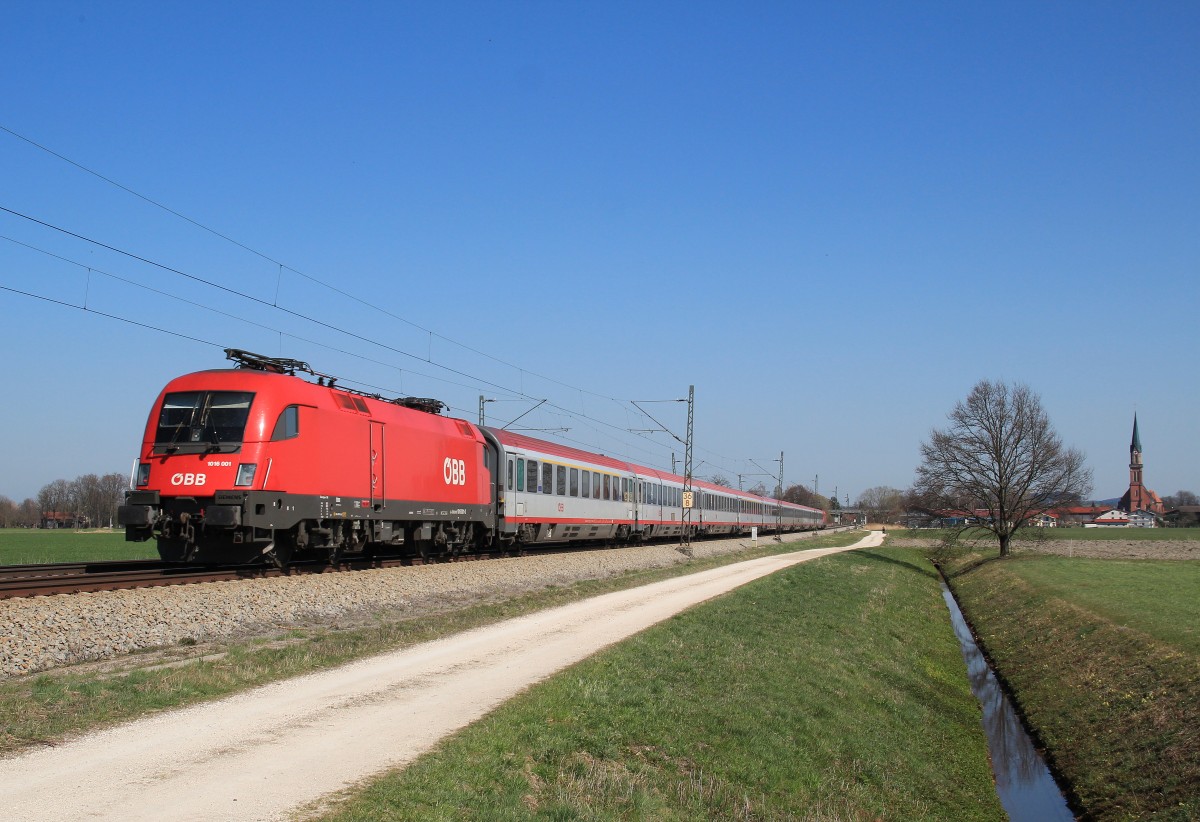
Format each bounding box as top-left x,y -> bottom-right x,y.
852,548 -> 939,580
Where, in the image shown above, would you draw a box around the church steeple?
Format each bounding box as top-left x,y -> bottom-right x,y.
1120,413 -> 1164,516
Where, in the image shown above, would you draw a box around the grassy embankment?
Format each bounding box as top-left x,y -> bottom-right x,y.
314,546 -> 1001,821
0,529 -> 156,564
942,548 -> 1199,820
3,536 -> 1004,819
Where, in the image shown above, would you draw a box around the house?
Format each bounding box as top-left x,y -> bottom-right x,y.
1087,509 -> 1131,528
1164,506 -> 1200,528
1029,512 -> 1059,527
40,511 -> 89,529
1127,510 -> 1157,528
1054,504 -> 1114,526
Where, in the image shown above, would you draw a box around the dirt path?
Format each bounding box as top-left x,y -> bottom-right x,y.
0,533 -> 879,821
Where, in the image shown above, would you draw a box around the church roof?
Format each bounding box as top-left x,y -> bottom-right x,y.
1131,413 -> 1142,453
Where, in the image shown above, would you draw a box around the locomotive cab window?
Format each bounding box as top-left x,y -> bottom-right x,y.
155,391 -> 254,453
270,405 -> 300,441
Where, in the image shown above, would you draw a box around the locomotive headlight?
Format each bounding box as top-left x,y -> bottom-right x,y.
136,463 -> 151,487
234,463 -> 257,487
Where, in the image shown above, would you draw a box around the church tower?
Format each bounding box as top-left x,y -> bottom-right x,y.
1119,414 -> 1164,514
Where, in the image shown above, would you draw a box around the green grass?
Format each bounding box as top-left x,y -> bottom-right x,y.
1001,556 -> 1200,653
1017,527 -> 1200,541
890,527 -> 1200,542
316,548 -> 1002,821
944,552 -> 1200,820
0,529 -> 158,565
0,533 -> 860,755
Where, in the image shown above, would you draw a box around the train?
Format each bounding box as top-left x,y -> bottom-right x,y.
118,350 -> 826,565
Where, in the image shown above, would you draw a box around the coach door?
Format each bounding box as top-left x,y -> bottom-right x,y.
505,452 -> 526,518
369,421 -> 386,511
628,475 -> 639,531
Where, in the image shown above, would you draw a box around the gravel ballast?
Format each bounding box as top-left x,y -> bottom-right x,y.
1,533 -> 829,678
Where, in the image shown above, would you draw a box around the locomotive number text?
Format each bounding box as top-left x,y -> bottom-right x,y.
443,458 -> 467,486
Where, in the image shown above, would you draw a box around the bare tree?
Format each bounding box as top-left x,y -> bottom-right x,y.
914,380 -> 1092,557
17,498 -> 40,527
708,473 -> 732,489
37,479 -> 74,525
98,472 -> 128,527
746,482 -> 768,497
856,485 -> 904,523
781,484 -> 828,510
1163,490 -> 1200,508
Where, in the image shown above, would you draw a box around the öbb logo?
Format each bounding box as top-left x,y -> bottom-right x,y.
442,458 -> 466,486
170,473 -> 207,487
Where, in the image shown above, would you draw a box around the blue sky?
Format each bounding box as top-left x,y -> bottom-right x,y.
1,1 -> 1196,505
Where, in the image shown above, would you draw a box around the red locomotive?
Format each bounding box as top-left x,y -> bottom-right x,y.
119,350 -> 825,564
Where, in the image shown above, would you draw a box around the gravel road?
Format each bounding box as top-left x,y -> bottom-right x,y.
0,532 -> 879,822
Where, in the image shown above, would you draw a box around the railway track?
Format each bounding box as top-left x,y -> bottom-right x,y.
0,527 -> 852,600
0,546 -> 564,599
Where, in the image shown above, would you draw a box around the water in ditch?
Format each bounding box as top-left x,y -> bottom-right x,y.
940,583 -> 1075,821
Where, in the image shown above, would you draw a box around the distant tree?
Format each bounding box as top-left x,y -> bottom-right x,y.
829,495 -> 841,510
781,484 -> 828,510
856,486 -> 905,523
708,473 -> 732,489
914,380 -> 1092,557
0,496 -> 15,527
1163,490 -> 1200,508
747,482 -> 768,497
97,472 -> 128,527
37,479 -> 74,523
17,498 -> 40,527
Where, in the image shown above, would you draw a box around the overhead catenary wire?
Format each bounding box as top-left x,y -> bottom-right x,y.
0,123 -> 622,404
0,125 -> 763,478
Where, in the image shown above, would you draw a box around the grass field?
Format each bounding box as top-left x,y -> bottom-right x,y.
0,529 -> 157,565
944,552 -> 1200,820
315,547 -> 1002,821
1014,526 -> 1200,541
890,527 -> 1200,542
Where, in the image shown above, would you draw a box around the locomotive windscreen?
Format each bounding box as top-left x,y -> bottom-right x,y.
155,391 -> 255,451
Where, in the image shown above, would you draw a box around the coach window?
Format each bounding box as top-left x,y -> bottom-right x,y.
543,462 -> 553,494
581,470 -> 590,498
556,465 -> 566,495
507,459 -> 514,490
592,473 -> 601,499
517,459 -> 525,492
270,405 -> 300,441
570,467 -> 579,496
528,460 -> 539,492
